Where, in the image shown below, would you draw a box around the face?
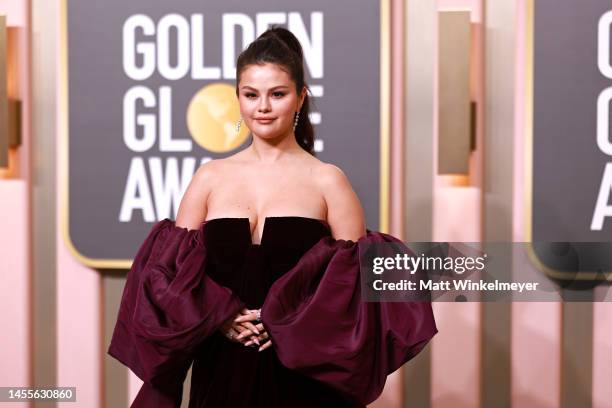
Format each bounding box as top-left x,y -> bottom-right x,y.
237,63 -> 306,141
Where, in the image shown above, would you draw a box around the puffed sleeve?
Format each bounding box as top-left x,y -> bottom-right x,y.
261,231 -> 438,405
107,219 -> 245,407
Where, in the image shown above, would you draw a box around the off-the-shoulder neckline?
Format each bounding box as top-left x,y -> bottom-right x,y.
203,216 -> 330,246
162,217 -> 366,247
204,216 -> 329,227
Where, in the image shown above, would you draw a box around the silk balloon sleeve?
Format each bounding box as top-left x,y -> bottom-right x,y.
108,219 -> 245,407
261,231 -> 438,405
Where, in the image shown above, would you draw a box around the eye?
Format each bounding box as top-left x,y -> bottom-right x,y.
272,91 -> 285,98
244,93 -> 257,99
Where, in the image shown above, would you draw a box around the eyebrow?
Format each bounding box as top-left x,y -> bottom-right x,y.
240,85 -> 290,91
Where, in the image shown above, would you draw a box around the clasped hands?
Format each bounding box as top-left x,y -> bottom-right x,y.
220,308 -> 273,352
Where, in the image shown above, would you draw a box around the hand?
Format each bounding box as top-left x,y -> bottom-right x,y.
244,327 -> 273,352
220,308 -> 260,345
234,308 -> 273,352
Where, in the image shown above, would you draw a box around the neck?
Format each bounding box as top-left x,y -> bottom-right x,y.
248,131 -> 302,163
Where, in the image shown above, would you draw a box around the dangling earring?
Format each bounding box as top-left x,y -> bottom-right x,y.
235,117 -> 242,133
293,111 -> 300,132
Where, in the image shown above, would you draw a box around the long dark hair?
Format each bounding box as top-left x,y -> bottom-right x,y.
236,27 -> 315,155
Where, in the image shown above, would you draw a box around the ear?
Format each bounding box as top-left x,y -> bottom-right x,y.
297,86 -> 307,111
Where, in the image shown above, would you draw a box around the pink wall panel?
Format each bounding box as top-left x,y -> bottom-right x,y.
593,293 -> 612,407
0,0 -> 27,26
0,0 -> 32,405
432,0 -> 483,407
0,181 -> 31,397
432,187 -> 481,408
56,237 -> 102,408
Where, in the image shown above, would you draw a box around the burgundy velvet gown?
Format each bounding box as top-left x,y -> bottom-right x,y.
108,216 -> 438,407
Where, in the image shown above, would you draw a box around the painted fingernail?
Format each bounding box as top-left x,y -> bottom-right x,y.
245,340 -> 252,346
258,346 -> 263,352
254,338 -> 260,346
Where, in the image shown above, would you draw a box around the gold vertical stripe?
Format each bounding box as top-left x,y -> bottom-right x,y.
380,0 -> 390,233
389,0 -> 405,240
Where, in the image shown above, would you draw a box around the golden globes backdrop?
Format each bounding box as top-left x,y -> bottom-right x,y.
65,1 -> 383,266
533,0 -> 612,278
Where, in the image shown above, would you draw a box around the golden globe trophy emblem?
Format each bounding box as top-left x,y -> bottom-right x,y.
186,83 -> 250,153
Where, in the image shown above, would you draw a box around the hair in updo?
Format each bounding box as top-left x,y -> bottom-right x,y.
236,27 -> 315,155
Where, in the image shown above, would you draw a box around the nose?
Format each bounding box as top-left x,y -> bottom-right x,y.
258,95 -> 271,112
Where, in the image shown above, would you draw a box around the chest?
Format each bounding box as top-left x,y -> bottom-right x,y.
206,170 -> 325,217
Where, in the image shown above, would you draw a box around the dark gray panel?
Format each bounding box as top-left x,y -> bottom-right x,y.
67,0 -> 382,261
533,0 -> 612,278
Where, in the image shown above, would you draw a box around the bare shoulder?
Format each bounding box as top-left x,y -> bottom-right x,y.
192,159 -> 220,184
314,161 -> 366,241
313,162 -> 358,199
175,160 -> 220,229
313,162 -> 351,188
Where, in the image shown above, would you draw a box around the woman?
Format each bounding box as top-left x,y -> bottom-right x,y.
109,27 -> 437,407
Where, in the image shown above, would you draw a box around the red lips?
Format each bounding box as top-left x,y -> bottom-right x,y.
254,117 -> 276,124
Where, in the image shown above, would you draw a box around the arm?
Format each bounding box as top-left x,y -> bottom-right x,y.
108,218 -> 246,407
175,162 -> 215,230
319,164 -> 366,241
